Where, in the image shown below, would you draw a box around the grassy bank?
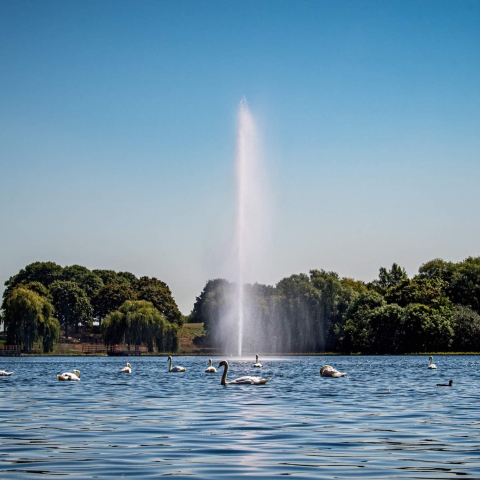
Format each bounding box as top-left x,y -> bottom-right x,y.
3,327 -> 480,357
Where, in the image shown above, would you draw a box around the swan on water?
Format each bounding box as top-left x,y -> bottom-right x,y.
320,365 -> 347,377
0,370 -> 13,376
218,360 -> 270,385
205,358 -> 216,373
168,355 -> 186,372
57,369 -> 81,381
436,379 -> 453,387
253,354 -> 262,368
120,362 -> 131,373
428,356 -> 437,369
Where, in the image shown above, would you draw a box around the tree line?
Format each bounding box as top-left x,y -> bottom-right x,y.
1,262 -> 183,352
190,257 -> 480,353
3,257 -> 480,354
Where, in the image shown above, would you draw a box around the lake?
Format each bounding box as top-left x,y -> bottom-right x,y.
0,355 -> 479,478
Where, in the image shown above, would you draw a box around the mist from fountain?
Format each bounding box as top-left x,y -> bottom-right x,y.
235,98 -> 264,356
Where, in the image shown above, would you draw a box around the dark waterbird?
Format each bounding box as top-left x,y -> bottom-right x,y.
436,380 -> 453,387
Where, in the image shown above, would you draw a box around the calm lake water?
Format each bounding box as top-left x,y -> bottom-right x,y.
0,355 -> 479,479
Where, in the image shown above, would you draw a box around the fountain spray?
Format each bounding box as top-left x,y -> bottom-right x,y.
236,98 -> 256,356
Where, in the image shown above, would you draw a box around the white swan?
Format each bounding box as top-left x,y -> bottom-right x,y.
219,360 -> 270,385
428,356 -> 437,369
168,355 -> 186,372
57,369 -> 81,381
253,354 -> 262,368
0,370 -> 13,376
120,362 -> 131,373
205,358 -> 216,373
320,365 -> 347,378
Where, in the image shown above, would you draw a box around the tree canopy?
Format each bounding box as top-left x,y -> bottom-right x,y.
134,276 -> 184,326
2,286 -> 59,352
3,256 -> 480,354
102,300 -> 178,352
2,261 -> 183,352
192,257 -> 480,354
92,282 -> 138,325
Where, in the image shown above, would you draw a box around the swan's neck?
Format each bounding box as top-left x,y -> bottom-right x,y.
256,355 -> 258,362
209,359 -> 212,367
169,357 -> 173,372
221,363 -> 228,385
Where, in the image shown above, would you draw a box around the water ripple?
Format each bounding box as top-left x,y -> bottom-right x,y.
0,356 -> 480,478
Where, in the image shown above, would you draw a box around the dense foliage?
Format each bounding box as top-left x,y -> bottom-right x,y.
102,300 -> 178,352
3,286 -> 60,352
1,262 -> 182,352
3,256 -> 479,354
191,258 -> 480,353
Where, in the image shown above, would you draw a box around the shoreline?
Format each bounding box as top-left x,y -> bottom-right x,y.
4,351 -> 480,357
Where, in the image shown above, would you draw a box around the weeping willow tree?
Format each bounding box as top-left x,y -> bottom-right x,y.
3,286 -> 60,352
102,300 -> 178,353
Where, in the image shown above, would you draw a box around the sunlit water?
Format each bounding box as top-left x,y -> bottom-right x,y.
1,356 -> 480,478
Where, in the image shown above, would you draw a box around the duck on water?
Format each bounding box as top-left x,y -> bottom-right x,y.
437,380 -> 453,387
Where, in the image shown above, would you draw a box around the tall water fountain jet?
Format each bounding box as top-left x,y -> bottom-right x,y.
235,98 -> 264,356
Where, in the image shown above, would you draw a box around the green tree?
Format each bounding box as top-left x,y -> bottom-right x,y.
2,281 -> 52,308
310,270 -> 362,351
385,277 -> 450,309
368,304 -> 406,353
134,276 -> 183,326
49,281 -> 93,338
372,263 -> 408,293
418,257 -> 480,314
118,271 -> 138,285
403,303 -> 454,352
102,300 -> 177,352
2,261 -> 63,310
275,274 -> 324,352
341,290 -> 386,353
92,283 -> 138,326
449,257 -> 480,313
341,279 -> 455,353
192,273 -> 361,354
21,281 -> 52,301
190,279 -> 233,325
3,286 -> 59,352
452,305 -> 480,352
190,279 -> 236,349
62,265 -> 104,300
92,269 -> 131,286
418,258 -> 456,282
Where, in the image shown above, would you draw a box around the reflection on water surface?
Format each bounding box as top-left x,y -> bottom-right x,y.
0,356 -> 479,478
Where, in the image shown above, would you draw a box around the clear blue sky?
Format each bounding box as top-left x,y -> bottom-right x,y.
1,1 -> 479,313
